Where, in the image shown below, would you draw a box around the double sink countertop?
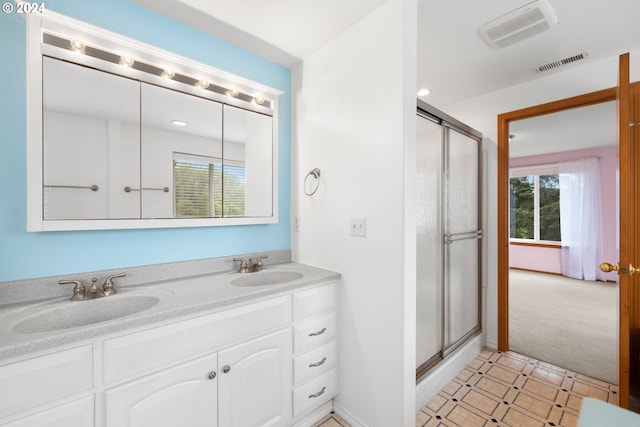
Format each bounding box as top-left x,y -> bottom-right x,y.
0,262 -> 340,362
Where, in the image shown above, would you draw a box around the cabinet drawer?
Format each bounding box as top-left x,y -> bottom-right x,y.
293,369 -> 337,418
293,311 -> 336,354
0,396 -> 93,427
292,282 -> 336,321
293,340 -> 337,386
0,345 -> 92,419
104,295 -> 289,383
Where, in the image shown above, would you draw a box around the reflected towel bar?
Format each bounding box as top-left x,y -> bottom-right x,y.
45,184 -> 99,191
124,186 -> 170,193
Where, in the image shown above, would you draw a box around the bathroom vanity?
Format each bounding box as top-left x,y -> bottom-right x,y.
0,259 -> 340,427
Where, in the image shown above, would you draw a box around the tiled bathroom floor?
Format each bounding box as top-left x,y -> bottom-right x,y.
315,349 -> 619,427
417,349 -> 618,427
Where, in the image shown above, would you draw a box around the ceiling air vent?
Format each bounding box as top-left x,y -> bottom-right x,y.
535,51 -> 591,72
478,0 -> 559,49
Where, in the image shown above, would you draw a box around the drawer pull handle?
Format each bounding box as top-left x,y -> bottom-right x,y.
222,365 -> 231,374
208,371 -> 217,380
308,386 -> 326,399
308,327 -> 327,337
308,357 -> 327,368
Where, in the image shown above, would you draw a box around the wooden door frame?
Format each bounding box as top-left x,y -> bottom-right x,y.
496,89 -> 617,348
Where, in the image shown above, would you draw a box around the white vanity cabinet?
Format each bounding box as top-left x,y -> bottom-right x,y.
218,328 -> 291,427
106,353 -> 218,427
0,345 -> 93,427
0,280 -> 339,427
291,283 -> 338,419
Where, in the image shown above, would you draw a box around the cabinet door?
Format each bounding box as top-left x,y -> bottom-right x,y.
0,396 -> 93,427
106,354 -> 217,427
218,328 -> 291,427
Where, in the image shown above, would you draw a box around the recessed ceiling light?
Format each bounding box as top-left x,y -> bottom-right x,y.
171,120 -> 187,126
417,88 -> 430,97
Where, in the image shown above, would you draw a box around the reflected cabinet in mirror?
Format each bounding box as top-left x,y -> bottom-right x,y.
30,11 -> 281,231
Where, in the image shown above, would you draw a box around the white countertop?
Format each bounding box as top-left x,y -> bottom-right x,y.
0,262 -> 340,362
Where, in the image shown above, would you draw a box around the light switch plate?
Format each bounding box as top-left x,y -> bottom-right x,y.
350,217 -> 366,237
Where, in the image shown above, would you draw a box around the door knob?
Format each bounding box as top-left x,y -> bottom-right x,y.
600,262 -> 638,275
599,262 -> 619,273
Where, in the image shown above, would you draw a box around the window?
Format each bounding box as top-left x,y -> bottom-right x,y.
510,166 -> 560,242
173,153 -> 246,218
173,154 -> 222,218
222,162 -> 246,217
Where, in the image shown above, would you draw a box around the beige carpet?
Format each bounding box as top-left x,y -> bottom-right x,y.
509,269 -> 617,384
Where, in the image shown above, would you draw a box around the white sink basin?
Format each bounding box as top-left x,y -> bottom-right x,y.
12,295 -> 160,333
231,270 -> 303,287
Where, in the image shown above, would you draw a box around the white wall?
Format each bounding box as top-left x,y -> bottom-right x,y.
291,0 -> 417,425
443,51 -> 640,349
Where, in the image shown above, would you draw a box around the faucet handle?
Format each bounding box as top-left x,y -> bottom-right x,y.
233,258 -> 249,273
58,279 -> 86,301
103,273 -> 126,296
255,255 -> 269,270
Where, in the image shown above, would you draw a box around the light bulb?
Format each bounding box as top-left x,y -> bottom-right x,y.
70,40 -> 85,54
161,69 -> 175,79
119,56 -> 134,68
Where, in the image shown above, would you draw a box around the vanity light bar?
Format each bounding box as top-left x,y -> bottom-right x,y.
42,33 -> 272,109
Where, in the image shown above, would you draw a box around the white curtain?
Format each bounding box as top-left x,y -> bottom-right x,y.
559,157 -> 603,281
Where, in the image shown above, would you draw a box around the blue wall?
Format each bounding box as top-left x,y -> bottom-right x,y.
0,0 -> 291,282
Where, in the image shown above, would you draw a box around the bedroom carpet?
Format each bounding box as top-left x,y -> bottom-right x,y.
509,270 -> 617,384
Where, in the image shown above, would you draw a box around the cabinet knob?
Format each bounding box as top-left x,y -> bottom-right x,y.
222,365 -> 231,374
208,371 -> 217,380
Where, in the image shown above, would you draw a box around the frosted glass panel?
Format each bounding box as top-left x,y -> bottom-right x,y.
446,127 -> 479,234
416,116 -> 442,369
444,237 -> 480,349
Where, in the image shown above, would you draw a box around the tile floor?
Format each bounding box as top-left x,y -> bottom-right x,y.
417,349 -> 618,427
313,412 -> 350,427
315,350 -> 619,427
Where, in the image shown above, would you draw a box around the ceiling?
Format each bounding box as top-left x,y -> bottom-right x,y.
133,0 -> 640,108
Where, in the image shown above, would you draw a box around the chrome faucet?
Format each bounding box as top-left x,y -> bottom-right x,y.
84,278 -> 105,300
58,272 -> 127,301
233,255 -> 269,273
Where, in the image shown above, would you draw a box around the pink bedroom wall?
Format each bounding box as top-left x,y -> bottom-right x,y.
509,146 -> 618,282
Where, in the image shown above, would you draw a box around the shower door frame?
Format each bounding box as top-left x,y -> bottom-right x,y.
416,100 -> 483,380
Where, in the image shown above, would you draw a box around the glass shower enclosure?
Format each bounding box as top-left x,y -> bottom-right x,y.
416,100 -> 483,379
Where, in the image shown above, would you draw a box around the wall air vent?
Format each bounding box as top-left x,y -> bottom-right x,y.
535,51 -> 591,72
478,0 -> 559,49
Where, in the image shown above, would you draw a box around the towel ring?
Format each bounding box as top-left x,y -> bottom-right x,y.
304,168 -> 321,196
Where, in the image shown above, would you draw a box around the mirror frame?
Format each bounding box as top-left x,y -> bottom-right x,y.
496,87 -> 617,351
26,10 -> 282,231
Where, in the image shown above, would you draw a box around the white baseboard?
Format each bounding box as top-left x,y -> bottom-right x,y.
415,334 -> 484,412
291,401 -> 334,427
333,400 -> 368,427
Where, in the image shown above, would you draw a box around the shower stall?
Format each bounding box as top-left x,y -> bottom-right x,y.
416,100 -> 483,379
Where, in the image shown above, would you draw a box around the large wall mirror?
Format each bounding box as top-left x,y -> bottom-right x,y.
29,11 -> 281,231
